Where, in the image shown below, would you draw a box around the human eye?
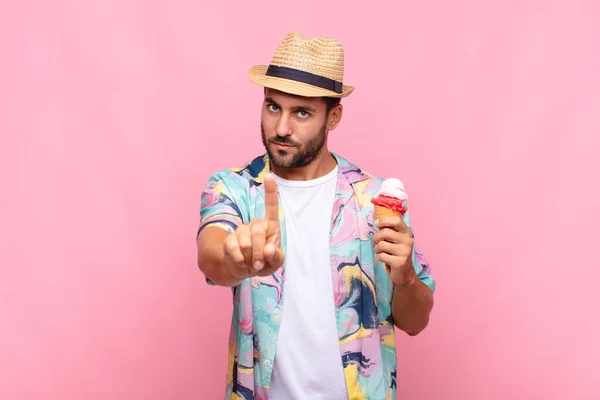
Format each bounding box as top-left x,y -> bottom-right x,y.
297,110 -> 310,118
267,103 -> 280,112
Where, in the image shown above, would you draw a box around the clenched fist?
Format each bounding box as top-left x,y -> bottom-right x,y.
374,216 -> 415,286
223,173 -> 284,278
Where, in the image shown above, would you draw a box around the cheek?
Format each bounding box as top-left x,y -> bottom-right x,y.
292,124 -> 318,142
261,114 -> 278,134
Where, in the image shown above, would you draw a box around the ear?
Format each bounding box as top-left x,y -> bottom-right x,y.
327,104 -> 343,131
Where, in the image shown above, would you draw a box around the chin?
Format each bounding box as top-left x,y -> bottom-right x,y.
272,155 -> 292,167
269,146 -> 293,158
276,149 -> 292,157
268,153 -> 292,168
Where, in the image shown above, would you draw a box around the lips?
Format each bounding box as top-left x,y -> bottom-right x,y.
272,142 -> 295,148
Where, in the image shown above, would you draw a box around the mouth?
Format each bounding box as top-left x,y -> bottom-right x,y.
271,142 -> 296,149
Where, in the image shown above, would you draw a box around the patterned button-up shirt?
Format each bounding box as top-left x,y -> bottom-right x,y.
198,153 -> 435,400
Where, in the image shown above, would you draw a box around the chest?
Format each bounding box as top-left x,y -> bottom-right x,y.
276,181 -> 336,238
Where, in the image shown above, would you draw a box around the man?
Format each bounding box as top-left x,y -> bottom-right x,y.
196,31 -> 436,400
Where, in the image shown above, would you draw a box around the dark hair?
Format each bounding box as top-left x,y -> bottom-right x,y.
324,97 -> 341,114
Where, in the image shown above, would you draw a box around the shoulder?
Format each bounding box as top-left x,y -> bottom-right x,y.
333,153 -> 384,195
363,173 -> 384,194
206,154 -> 268,188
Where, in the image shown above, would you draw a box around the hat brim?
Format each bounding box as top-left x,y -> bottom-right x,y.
248,65 -> 354,98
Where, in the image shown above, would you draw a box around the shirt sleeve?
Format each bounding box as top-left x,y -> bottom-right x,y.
196,172 -> 244,285
197,172 -> 244,238
403,209 -> 436,293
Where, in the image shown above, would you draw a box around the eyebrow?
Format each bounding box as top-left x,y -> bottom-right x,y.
265,97 -> 317,113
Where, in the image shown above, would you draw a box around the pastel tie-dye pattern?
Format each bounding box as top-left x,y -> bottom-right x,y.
197,153 -> 436,399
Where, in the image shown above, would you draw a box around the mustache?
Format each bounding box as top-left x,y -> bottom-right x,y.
269,136 -> 299,147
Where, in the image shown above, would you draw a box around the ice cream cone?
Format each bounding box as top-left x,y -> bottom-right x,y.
373,205 -> 403,220
373,206 -> 404,274
372,178 -> 410,275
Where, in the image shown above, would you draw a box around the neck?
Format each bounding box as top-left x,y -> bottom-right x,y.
270,150 -> 337,181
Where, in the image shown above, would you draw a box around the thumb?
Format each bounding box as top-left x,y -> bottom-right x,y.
264,238 -> 284,265
257,244 -> 284,277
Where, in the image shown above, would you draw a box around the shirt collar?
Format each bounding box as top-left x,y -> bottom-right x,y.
244,152 -> 370,187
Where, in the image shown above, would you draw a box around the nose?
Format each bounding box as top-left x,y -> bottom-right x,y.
276,113 -> 292,137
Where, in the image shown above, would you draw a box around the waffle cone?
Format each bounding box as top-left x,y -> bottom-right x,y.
373,205 -> 403,220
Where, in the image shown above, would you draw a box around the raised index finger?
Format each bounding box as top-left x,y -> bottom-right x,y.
264,173 -> 280,222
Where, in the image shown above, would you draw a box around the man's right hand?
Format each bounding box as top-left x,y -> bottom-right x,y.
222,173 -> 284,278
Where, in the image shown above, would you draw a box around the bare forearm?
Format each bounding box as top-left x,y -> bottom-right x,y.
197,227 -> 243,287
391,277 -> 434,336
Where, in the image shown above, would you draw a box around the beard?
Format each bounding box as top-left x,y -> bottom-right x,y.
261,123 -> 327,169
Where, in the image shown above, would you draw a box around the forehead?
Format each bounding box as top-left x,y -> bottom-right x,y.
264,88 -> 326,109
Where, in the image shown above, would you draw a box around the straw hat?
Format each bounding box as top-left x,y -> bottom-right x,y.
249,31 -> 354,98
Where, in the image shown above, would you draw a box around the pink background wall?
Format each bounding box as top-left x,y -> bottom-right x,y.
2,1 -> 599,399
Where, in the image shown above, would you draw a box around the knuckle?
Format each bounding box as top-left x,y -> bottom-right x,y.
235,227 -> 248,239
225,235 -> 237,250
251,223 -> 265,234
249,218 -> 261,226
237,233 -> 251,248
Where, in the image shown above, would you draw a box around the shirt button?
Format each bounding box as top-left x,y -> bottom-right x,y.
264,359 -> 271,367
273,308 -> 280,315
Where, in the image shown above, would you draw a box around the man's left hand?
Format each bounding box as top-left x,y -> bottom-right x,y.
373,216 -> 415,286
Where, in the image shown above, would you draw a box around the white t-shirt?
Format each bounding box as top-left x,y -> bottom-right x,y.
268,165 -> 348,400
